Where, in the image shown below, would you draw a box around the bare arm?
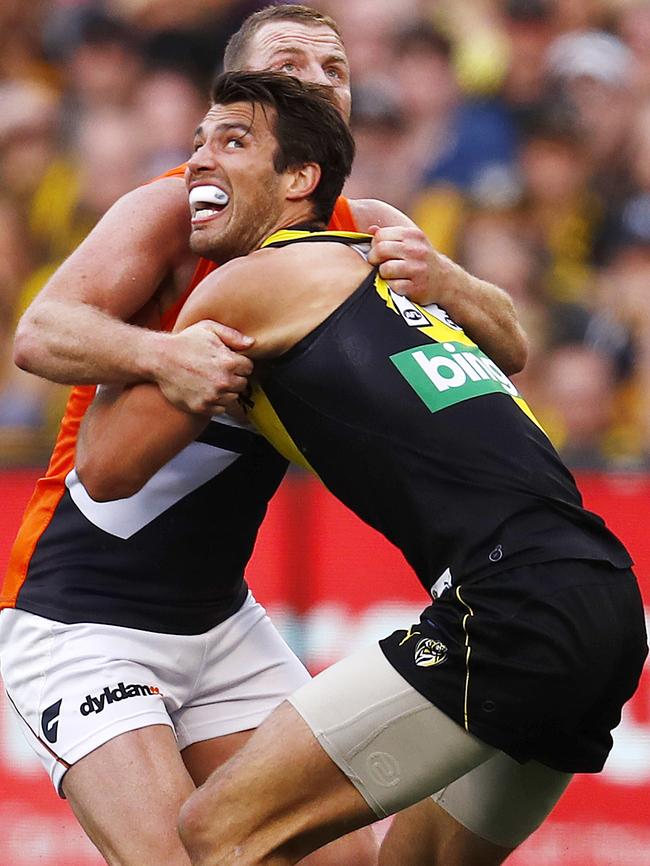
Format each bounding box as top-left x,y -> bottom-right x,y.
76,257 -> 265,501
77,382 -> 209,500
76,246 -> 361,501
349,198 -> 528,374
13,176 -> 253,413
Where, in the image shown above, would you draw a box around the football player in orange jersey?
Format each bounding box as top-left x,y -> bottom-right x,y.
4,6 -> 526,866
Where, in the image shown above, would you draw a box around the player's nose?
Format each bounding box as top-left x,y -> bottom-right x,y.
187,141 -> 218,176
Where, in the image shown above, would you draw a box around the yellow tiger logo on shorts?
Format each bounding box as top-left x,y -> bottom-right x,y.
414,638 -> 448,667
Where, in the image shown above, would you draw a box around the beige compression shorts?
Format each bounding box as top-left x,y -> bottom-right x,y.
289,642 -> 571,848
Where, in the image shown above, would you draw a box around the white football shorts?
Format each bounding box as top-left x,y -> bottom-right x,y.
0,593 -> 309,795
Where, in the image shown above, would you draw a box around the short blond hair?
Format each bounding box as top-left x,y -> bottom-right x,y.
224,4 -> 343,72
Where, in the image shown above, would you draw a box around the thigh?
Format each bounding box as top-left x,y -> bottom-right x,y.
178,700 -> 377,865
289,642 -> 495,818
182,726 -> 378,866
182,729 -> 255,787
379,799 -> 510,866
379,753 -> 572,866
63,724 -> 195,866
178,644 -> 494,866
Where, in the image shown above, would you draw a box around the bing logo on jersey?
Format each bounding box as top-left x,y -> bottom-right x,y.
390,341 -> 519,413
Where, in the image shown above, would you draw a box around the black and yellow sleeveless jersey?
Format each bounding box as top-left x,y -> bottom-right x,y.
247,229 -> 632,595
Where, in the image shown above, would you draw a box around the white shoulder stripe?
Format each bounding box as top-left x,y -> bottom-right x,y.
67,441 -> 240,539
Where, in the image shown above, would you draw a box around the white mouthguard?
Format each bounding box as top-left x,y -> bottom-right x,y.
189,185 -> 230,207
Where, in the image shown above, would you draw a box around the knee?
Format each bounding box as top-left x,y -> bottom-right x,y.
178,783 -> 266,866
178,786 -> 220,865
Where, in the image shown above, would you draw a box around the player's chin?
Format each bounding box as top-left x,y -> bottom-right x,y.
189,225 -> 219,256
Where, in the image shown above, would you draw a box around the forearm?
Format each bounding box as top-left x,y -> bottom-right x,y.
14,298 -> 170,386
77,382 -> 208,500
434,254 -> 528,375
355,201 -> 528,374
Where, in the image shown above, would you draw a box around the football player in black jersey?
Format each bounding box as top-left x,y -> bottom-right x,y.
76,71 -> 647,866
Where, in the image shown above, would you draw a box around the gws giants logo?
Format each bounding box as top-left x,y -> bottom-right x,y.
80,682 -> 161,716
41,699 -> 62,744
390,341 -> 519,413
414,638 -> 448,668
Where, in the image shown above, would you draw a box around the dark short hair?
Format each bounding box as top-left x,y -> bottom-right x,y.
224,4 -> 342,72
211,70 -> 354,224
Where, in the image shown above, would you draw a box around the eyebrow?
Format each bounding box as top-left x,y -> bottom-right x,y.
270,46 -> 348,66
193,121 -> 253,139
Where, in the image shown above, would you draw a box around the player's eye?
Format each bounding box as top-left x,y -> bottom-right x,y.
225,138 -> 244,149
280,61 -> 297,72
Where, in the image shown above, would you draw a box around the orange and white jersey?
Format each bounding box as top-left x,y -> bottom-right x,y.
1,184 -> 358,634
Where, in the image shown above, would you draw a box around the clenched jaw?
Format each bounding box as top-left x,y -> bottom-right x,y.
189,184 -> 231,225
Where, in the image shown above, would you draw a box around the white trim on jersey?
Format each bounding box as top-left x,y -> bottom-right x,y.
66,440 -> 240,539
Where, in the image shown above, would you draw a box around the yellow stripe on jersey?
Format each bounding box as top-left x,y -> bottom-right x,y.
513,395 -> 545,431
246,383 -> 320,476
261,229 -> 371,248
372,272 -> 477,349
258,228 -> 547,437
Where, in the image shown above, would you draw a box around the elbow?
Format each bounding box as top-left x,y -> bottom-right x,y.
76,455 -> 145,502
13,315 -> 41,373
506,328 -> 529,376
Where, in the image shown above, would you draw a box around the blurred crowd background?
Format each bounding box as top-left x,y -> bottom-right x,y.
2,0 -> 650,471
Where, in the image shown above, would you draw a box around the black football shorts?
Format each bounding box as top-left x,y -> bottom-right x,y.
380,559 -> 648,773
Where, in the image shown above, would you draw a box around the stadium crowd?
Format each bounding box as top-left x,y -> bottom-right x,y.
1,0 -> 650,470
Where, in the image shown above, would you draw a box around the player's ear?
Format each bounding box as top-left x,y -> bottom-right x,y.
285,163 -> 321,202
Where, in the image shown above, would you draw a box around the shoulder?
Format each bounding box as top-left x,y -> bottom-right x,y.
186,241 -> 363,314
198,245 -> 308,296
91,175 -> 190,263
116,175 -> 188,224
348,198 -> 415,231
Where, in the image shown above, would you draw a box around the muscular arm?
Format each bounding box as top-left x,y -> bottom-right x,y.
350,199 -> 528,374
13,176 -> 253,413
14,177 -> 191,383
76,257 -> 268,501
76,245 -> 363,501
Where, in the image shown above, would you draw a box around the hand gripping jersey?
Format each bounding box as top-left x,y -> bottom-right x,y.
247,229 -> 632,593
0,188 -> 359,634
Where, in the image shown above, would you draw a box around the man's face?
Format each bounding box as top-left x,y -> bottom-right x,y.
186,101 -> 285,262
245,21 -> 352,120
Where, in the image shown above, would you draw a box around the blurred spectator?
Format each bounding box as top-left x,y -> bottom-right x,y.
617,0 -> 650,100
596,224 -> 650,465
345,81 -> 409,208
399,21 -> 518,193
518,103 -> 602,304
533,343 -> 624,470
499,0 -> 557,125
326,0 -> 420,85
545,29 -> 636,187
53,9 -> 144,145
131,68 -> 206,178
402,19 -> 518,256
458,207 -> 549,385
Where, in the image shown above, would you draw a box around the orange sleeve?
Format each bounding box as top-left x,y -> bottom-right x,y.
329,196 -> 358,232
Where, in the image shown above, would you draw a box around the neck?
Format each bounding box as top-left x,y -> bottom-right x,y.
255,205 -> 322,248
